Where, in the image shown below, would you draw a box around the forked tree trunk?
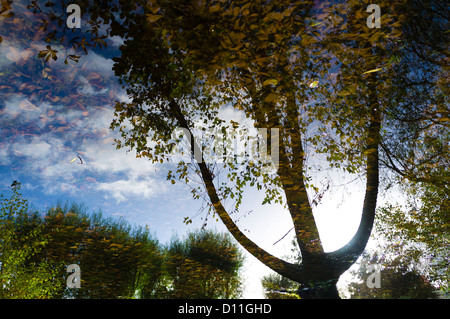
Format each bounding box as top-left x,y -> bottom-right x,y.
169,60 -> 381,297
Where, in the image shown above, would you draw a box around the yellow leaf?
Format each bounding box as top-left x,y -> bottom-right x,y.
309,80 -> 319,88
264,93 -> 278,103
362,68 -> 382,75
209,4 -> 220,13
69,158 -> 77,163
146,14 -> 162,23
265,12 -> 283,21
262,79 -> 278,86
149,6 -> 160,14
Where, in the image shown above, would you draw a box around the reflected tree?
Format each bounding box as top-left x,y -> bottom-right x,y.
0,183 -> 164,299
0,183 -> 245,298
372,187 -> 450,297
348,252 -> 440,299
38,203 -> 164,299
261,273 -> 300,299
164,229 -> 244,299
0,182 -> 60,298
261,238 -> 301,299
1,0 -> 447,298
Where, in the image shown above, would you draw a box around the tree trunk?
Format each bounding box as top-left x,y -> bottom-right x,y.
170,75 -> 381,296
297,279 -> 341,299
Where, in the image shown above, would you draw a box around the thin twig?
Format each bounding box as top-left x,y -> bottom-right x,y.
273,227 -> 294,245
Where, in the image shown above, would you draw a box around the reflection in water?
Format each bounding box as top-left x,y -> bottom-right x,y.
0,0 -> 448,299
0,183 -> 244,298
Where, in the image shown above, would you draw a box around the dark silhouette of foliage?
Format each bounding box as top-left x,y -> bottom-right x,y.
261,273 -> 300,299
164,229 -> 244,299
35,202 -> 164,299
0,182 -> 245,298
1,183 -> 164,298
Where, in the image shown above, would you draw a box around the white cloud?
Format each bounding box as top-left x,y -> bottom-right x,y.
217,104 -> 252,125
0,147 -> 10,166
79,51 -> 115,75
0,40 -> 34,68
80,129 -> 165,202
5,134 -> 72,177
13,138 -> 52,159
77,75 -> 109,96
0,36 -> 164,203
2,95 -> 44,122
3,108 -> 165,201
95,177 -> 162,203
109,35 -> 124,48
6,46 -> 33,63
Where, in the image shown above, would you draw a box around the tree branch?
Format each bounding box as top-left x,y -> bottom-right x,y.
326,74 -> 381,270
277,91 -> 324,258
168,98 -> 305,282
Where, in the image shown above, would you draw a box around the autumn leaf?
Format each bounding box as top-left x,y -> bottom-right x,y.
264,93 -> 278,103
230,120 -> 239,128
146,14 -> 162,23
209,4 -> 220,14
265,12 -> 284,21
18,99 -> 38,111
55,126 -> 70,132
362,68 -> 382,75
262,79 -> 278,86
